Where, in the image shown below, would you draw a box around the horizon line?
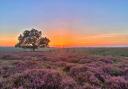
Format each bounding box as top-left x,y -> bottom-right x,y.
1,45 -> 128,48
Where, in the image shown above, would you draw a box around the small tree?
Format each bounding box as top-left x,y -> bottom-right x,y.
15,28 -> 50,51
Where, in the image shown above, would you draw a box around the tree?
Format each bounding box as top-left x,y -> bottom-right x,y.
15,28 -> 50,51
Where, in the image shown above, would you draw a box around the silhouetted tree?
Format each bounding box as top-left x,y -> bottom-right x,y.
15,28 -> 50,51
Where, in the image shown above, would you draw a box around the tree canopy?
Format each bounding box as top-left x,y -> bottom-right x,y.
15,28 -> 50,51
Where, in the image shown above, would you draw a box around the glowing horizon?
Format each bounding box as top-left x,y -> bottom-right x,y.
0,0 -> 128,47
1,31 -> 128,47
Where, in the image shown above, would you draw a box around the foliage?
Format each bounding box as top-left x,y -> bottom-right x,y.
15,28 -> 50,51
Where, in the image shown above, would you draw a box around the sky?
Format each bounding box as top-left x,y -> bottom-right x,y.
0,0 -> 128,47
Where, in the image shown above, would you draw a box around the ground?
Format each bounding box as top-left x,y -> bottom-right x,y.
0,48 -> 128,89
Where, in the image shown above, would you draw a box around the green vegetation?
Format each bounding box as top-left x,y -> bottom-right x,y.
58,47 -> 128,57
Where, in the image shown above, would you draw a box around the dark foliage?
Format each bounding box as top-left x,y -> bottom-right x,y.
15,28 -> 50,51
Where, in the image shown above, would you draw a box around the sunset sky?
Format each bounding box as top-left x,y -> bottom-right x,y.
0,0 -> 128,47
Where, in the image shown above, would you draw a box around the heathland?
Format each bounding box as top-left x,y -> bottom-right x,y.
0,47 -> 128,89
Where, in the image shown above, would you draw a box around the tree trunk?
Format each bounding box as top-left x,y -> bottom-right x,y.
32,44 -> 36,52
32,48 -> 35,52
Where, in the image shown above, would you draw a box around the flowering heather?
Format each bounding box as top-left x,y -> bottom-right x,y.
106,76 -> 128,89
0,48 -> 128,89
12,69 -> 62,89
60,77 -> 78,89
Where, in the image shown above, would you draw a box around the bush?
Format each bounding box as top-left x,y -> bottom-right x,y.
0,69 -> 79,89
102,65 -> 124,76
60,77 -> 79,89
105,76 -> 128,89
69,65 -> 101,87
12,69 -> 62,89
82,83 -> 101,89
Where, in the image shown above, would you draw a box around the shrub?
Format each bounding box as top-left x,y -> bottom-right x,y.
82,83 -> 101,89
69,65 -> 101,86
105,76 -> 128,89
60,77 -> 79,89
0,69 -> 79,89
62,63 -> 76,73
79,58 -> 93,64
1,54 -> 21,60
12,69 -> 62,89
102,65 -> 124,76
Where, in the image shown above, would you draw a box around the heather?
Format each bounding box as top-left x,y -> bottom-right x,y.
0,48 -> 128,89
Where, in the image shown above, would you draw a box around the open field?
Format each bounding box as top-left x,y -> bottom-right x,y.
0,47 -> 128,89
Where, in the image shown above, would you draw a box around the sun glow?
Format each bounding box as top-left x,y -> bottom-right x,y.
45,28 -> 128,47
0,29 -> 128,47
0,34 -> 18,47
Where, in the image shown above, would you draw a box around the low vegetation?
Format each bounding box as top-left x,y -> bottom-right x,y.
0,48 -> 128,89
